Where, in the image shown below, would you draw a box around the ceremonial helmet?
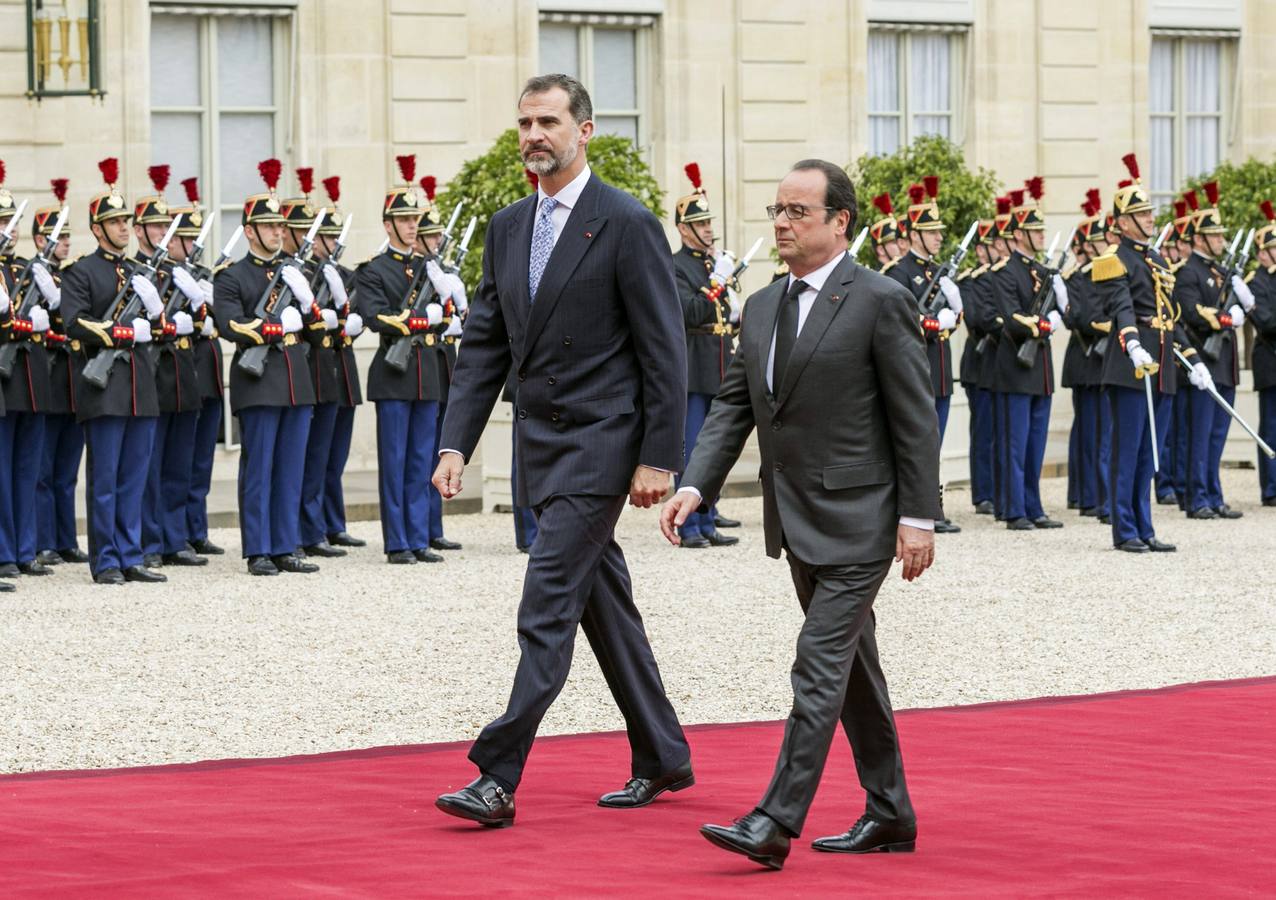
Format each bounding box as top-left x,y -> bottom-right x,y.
977,219 -> 996,246
0,160 -> 15,223
1077,188 -> 1107,244
1000,192 -> 1024,238
88,157 -> 132,225
675,163 -> 713,225
170,176 -> 205,239
318,175 -> 346,236
1256,201 -> 1276,251
1013,177 -> 1046,230
1193,181 -> 1225,235
384,154 -> 421,219
869,193 -> 900,246
906,176 -> 943,231
243,158 -> 286,225
281,167 -> 318,230
1112,153 -> 1153,217
992,195 -> 1014,240
418,176 -> 445,236
134,165 -> 173,225
33,178 -> 71,237
1174,191 -> 1198,243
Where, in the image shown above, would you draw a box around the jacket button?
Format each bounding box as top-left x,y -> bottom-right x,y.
517,371 -> 525,382
547,376 -> 556,385
517,409 -> 527,420
563,336 -> 573,346
771,420 -> 782,431
774,462 -> 784,472
550,412 -> 560,422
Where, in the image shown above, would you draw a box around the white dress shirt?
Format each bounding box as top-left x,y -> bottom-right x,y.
536,164 -> 592,246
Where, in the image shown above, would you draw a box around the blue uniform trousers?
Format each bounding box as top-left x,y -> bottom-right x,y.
0,412 -> 47,565
84,415 -> 156,575
299,402 -> 339,547
375,399 -> 437,554
1156,392 -> 1181,502
185,396 -> 222,544
510,413 -> 539,551
1260,388 -> 1276,502
142,410 -> 200,556
324,405 -> 355,537
1067,390 -> 1081,507
676,392 -> 720,539
1186,386 -> 1233,512
37,412 -> 84,553
1108,386 -> 1171,545
1074,386 -> 1110,513
966,386 -> 993,507
1205,384 -> 1235,509
237,405 -> 312,558
999,393 -> 1051,522
428,402 -> 447,542
991,391 -> 1005,519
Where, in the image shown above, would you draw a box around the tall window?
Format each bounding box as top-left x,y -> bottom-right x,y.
1148,33 -> 1235,208
867,25 -> 964,156
538,13 -> 654,149
150,10 -> 289,258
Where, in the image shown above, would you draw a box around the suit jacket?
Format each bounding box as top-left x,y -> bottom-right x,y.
439,172 -> 687,507
681,253 -> 942,566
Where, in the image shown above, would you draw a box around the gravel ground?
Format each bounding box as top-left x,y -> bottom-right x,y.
2,469 -> 1273,774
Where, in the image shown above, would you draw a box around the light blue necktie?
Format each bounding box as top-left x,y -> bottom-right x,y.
528,196 -> 558,302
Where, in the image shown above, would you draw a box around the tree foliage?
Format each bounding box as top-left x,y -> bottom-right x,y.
436,129 -> 664,286
1155,157 -> 1276,256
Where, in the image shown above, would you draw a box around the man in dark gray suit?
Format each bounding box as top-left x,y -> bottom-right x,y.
662,160 -> 941,869
431,74 -> 692,828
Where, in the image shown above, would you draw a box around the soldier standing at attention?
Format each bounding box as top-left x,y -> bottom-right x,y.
867,193 -> 903,271
957,219 -> 996,515
1248,201 -> 1276,507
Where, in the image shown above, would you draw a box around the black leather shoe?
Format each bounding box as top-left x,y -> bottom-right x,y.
1067,499 -> 1079,510
974,500 -> 994,515
163,549 -> 209,567
36,550 -> 63,566
598,762 -> 694,808
680,535 -> 711,549
328,531 -> 366,548
248,555 -> 279,576
19,561 -> 54,576
59,547 -> 90,564
1213,504 -> 1243,520
713,514 -> 742,529
124,565 -> 167,583
1079,506 -> 1100,517
0,563 -> 19,578
1263,496 -> 1276,507
1116,539 -> 1150,553
1156,494 -> 1178,506
0,580 -> 14,592
435,775 -> 515,828
143,553 -> 164,569
430,537 -> 463,551
1099,514 -> 1111,524
812,814 -> 917,854
94,568 -> 125,585
704,530 -> 740,547
1031,516 -> 1063,529
387,550 -> 417,564
1187,507 -> 1217,520
1006,518 -> 1035,531
303,541 -> 347,558
700,810 -> 791,870
517,545 -> 531,554
189,538 -> 225,556
414,548 -> 445,563
1146,538 -> 1177,552
934,518 -> 961,534
272,554 -> 319,574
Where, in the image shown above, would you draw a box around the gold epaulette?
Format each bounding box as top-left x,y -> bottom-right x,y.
880,257 -> 899,274
971,262 -> 989,277
1245,270 -> 1257,284
212,261 -> 232,275
1091,249 -> 1125,282
990,257 -> 1009,272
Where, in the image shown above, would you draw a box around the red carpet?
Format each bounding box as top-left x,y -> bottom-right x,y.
3,678 -> 1274,897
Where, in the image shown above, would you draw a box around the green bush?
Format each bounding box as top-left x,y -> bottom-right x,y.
1164,158 -> 1276,258
849,134 -> 1000,268
436,128 -> 664,286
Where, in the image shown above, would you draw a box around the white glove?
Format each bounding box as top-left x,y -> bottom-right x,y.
29,306 -> 50,333
0,279 -> 9,314
172,311 -> 194,336
1127,342 -> 1155,371
320,308 -> 339,331
424,302 -> 444,326
728,290 -> 742,324
344,312 -> 363,339
322,265 -> 349,306
131,317 -> 152,344
938,275 -> 962,313
444,273 -> 467,311
936,308 -> 958,331
1231,275 -> 1255,311
198,279 -> 214,310
33,263 -> 61,309
444,316 -> 463,337
1047,310 -> 1063,335
710,253 -> 735,286
280,306 -> 303,335
281,265 -> 315,312
1227,304 -> 1245,329
200,317 -> 215,338
1052,274 -> 1069,314
172,266 -> 204,307
131,275 -> 163,317
1189,361 -> 1215,392
425,260 -> 450,300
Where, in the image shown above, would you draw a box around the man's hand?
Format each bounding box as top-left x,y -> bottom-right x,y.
629,464 -> 670,508
895,523 -> 934,582
432,451 -> 465,499
659,490 -> 701,545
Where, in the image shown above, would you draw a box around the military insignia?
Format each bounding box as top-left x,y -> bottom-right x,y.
0,193 -> 13,210
190,211 -> 203,227
155,200 -> 168,214
913,275 -> 923,285
404,193 -> 418,207
1206,277 -> 1215,288
266,197 -> 280,212
107,193 -> 124,209
332,211 -> 344,225
303,203 -> 315,216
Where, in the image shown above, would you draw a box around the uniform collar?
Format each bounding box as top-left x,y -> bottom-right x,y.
686,246 -> 707,259
248,249 -> 279,267
909,249 -> 931,265
1122,234 -> 1148,253
95,246 -> 122,263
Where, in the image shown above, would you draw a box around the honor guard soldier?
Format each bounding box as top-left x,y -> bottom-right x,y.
60,157 -> 168,584
988,180 -> 1064,531
0,165 -> 17,590
134,166 -> 208,569
1247,201 -> 1276,506
1091,153 -> 1207,552
214,158 -> 319,576
670,162 -> 740,548
884,176 -> 961,532
280,168 -> 345,560
356,154 -> 446,564
32,180 -> 89,567
1155,196 -> 1199,507
177,177 -> 225,557
957,219 -> 996,515
979,196 -> 1016,521
868,193 -> 903,270
1175,181 -> 1246,520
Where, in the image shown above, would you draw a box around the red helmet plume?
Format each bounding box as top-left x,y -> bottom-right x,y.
98,157 -> 120,187
1009,189 -> 1025,208
51,178 -> 69,203
181,177 -> 200,204
923,175 -> 939,199
996,196 -> 1011,216
148,165 -> 170,194
1086,188 -> 1101,209
1026,176 -> 1044,201
1121,153 -> 1140,181
907,183 -> 926,205
1262,200 -> 1275,223
872,193 -> 893,217
257,158 -> 282,191
419,176 -> 437,202
1203,180 -> 1220,207
296,167 -> 315,195
0,159 -> 6,186
396,154 -> 416,185
1174,200 -> 1187,220
322,176 -> 341,204
1183,190 -> 1199,211
1117,179 -> 1133,189
684,162 -> 702,190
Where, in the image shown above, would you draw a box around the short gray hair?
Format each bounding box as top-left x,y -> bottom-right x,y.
791,159 -> 858,231
520,74 -> 593,125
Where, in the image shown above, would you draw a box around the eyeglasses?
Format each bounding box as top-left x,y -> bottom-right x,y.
766,204 -> 833,221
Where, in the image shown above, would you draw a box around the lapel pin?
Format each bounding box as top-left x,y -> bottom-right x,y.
584,231 -> 593,239
829,294 -> 841,303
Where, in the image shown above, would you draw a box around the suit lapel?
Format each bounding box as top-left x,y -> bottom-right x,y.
775,254 -> 858,410
749,281 -> 784,404
521,174 -> 608,357
504,197 -> 535,333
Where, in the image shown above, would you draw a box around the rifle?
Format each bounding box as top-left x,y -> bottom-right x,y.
0,206 -> 66,379
1201,228 -> 1254,363
161,213 -> 215,318
1014,234 -> 1071,369
382,205 -> 465,358
848,226 -> 869,258
310,214 -> 353,311
0,200 -> 29,257
237,210 -> 325,378
82,215 -> 183,389
919,220 -> 980,318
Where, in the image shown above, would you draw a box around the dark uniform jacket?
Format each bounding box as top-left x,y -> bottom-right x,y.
59,247 -> 161,421
884,251 -> 954,398
990,250 -> 1055,397
1248,265 -> 1276,392
192,283 -> 224,404
144,255 -> 201,414
1060,260 -> 1112,389
672,245 -> 736,396
1,254 -> 53,413
423,252 -> 458,407
957,264 -> 990,389
1175,251 -> 1238,388
328,263 -> 363,407
44,263 -> 80,416
212,252 -> 317,414
355,247 -> 442,403
966,260 -> 1005,390
300,258 -> 344,405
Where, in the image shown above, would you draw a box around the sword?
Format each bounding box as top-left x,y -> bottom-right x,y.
451,216 -> 478,269
215,225 -> 243,268
848,226 -> 869,257
1144,373 -> 1160,472
1173,347 -> 1276,459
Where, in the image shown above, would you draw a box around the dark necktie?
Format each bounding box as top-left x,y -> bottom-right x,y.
772,278 -> 807,391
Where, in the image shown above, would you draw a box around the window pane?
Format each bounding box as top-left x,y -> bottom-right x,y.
1149,115 -> 1175,195
867,31 -> 899,114
869,115 -> 900,156
593,29 -> 637,110
1185,117 -> 1219,178
219,210 -> 248,261
539,23 -> 579,78
219,113 -> 274,205
913,115 -> 950,139
1183,40 -> 1220,113
595,115 -> 638,143
151,15 -> 200,107
152,113 -> 203,182
909,33 -> 951,115
217,17 -> 273,107
1149,38 -> 1174,114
